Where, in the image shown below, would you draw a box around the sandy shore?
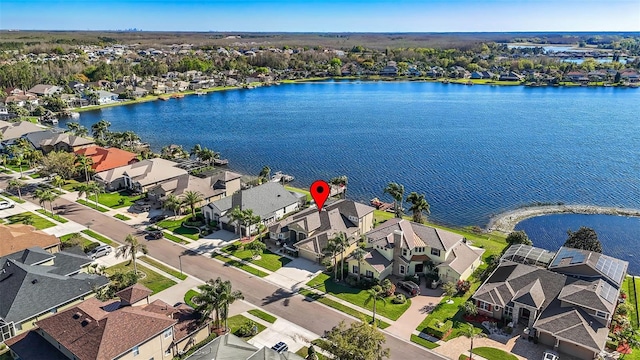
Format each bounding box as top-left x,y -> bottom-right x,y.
487,204 -> 640,233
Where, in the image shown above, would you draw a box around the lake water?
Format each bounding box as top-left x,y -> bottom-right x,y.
516,214 -> 640,274
71,81 -> 640,229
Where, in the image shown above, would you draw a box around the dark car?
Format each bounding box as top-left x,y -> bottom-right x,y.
147,230 -> 164,239
271,342 -> 288,354
149,214 -> 168,223
397,280 -> 421,296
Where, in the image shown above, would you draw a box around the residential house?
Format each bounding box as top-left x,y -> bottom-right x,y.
566,71 -> 589,83
3,93 -> 39,107
499,72 -> 524,81
94,158 -> 189,193
203,182 -> 304,235
470,71 -> 495,80
74,145 -> 139,173
449,66 -> 471,79
0,120 -> 43,143
0,224 -> 61,257
6,286 -> 212,359
24,129 -> 95,153
379,61 -> 398,76
184,333 -> 305,360
472,244 -> 628,360
425,67 -> 444,78
27,84 -> 61,97
60,94 -> 89,108
347,218 -> 484,282
269,199 -> 375,263
150,170 -> 242,205
620,69 -> 640,83
0,246 -> 108,342
88,90 -> 119,105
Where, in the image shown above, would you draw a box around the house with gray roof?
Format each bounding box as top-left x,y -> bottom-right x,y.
202,182 -> 304,235
184,333 -> 305,360
471,244 -> 628,360
24,129 -> 94,154
0,247 -> 108,342
94,158 -> 189,193
347,218 -> 484,283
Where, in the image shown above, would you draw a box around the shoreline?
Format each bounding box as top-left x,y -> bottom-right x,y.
487,204 -> 640,234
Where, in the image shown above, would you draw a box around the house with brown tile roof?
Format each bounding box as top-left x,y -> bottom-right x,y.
347,218 -> 484,283
115,283 -> 152,306
6,287 -> 212,360
74,146 -> 139,173
0,224 -> 61,257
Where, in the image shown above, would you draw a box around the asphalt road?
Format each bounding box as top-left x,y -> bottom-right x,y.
2,182 -> 448,360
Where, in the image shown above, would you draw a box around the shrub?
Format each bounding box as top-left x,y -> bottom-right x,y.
425,320 -> 453,339
236,320 -> 258,337
456,280 -> 471,294
345,276 -> 358,287
0,343 -> 6,350
84,241 -> 101,253
392,294 -> 406,304
504,326 -> 513,334
381,279 -> 395,297
606,339 -> 619,350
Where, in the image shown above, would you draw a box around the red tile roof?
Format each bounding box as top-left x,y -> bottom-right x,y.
75,145 -> 138,173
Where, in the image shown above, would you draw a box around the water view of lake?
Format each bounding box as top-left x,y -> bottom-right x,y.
70,81 -> 640,254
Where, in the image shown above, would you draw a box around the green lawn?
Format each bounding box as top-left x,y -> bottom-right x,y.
410,334 -> 440,349
298,289 -> 390,329
105,262 -> 177,294
114,213 -> 131,221
247,309 -> 277,324
213,254 -> 269,277
81,229 -> 116,246
5,212 -> 56,230
470,347 -> 518,360
138,256 -> 187,280
62,179 -> 83,191
35,209 -> 69,223
184,289 -> 199,308
626,276 -> 640,329
60,233 -> 96,249
157,217 -> 200,240
97,191 -> 144,209
306,273 -> 411,321
226,314 -> 267,339
285,185 -> 312,202
77,199 -> 110,212
162,231 -> 189,244
221,244 -> 291,272
1,192 -> 25,203
295,346 -> 329,360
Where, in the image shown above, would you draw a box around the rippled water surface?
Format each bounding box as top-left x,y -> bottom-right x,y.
71,81 -> 640,228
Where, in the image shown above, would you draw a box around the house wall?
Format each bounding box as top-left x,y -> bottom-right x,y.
16,295 -> 94,334
37,327 -> 78,359
174,325 -> 211,355
359,212 -> 374,235
457,256 -> 483,281
298,248 -> 322,263
347,258 -> 381,279
437,265 -> 461,284
537,330 -> 555,348
225,178 -> 241,195
114,329 -> 173,360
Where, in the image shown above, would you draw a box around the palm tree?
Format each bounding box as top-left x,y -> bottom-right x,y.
259,165 -> 271,182
363,285 -> 386,326
460,324 -> 486,360
7,179 -> 26,199
91,120 -> 111,142
217,279 -> 244,332
243,209 -> 261,240
78,181 -> 104,209
329,175 -> 348,199
182,190 -> 203,218
198,148 -> 219,166
115,234 -> 148,274
383,182 -> 405,218
192,278 -> 223,327
51,175 -> 65,191
352,247 -> 367,282
0,153 -> 8,170
323,237 -> 341,281
332,232 -> 350,282
406,192 -> 431,223
122,131 -> 140,150
163,193 -> 183,218
228,206 -> 245,236
190,144 -> 202,160
34,188 -> 58,214
76,155 -> 93,182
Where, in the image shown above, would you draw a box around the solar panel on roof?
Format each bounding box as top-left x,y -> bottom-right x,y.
595,255 -> 626,286
500,244 -> 555,267
599,281 -> 618,304
550,247 -> 587,267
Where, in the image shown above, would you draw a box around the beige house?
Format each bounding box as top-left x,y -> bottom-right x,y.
6,285 -> 211,360
148,171 -> 242,205
0,120 -> 43,142
268,199 -> 375,263
347,218 -> 484,283
94,158 -> 189,193
24,130 -> 95,154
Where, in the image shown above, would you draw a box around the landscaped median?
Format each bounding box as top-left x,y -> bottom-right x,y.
247,309 -> 277,324
81,229 -> 116,246
459,347 -> 518,360
410,334 -> 439,349
77,199 -> 110,212
35,209 -> 68,223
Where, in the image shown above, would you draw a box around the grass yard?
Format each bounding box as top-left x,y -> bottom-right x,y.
625,276 -> 640,329
298,289 -> 390,329
470,347 -> 518,360
77,199 -> 110,212
5,212 -> 56,230
410,334 -> 440,349
157,217 -> 200,240
105,262 -> 177,294
138,256 -> 187,280
62,179 -> 83,191
221,244 -> 291,272
59,233 -> 96,249
184,289 -> 199,308
35,209 -> 68,223
81,229 -> 116,246
213,254 -> 269,277
114,213 -> 131,221
162,231 -> 189,244
284,185 -> 312,202
247,309 -> 277,324
97,191 -> 144,209
1,192 -> 25,203
226,314 -> 267,339
306,273 -> 411,320
295,346 -> 329,360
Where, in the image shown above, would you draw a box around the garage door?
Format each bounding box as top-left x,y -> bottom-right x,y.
558,340 -> 594,360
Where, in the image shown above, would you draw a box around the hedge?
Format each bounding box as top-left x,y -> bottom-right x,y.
425,319 -> 453,339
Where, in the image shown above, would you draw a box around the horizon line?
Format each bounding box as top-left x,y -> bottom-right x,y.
2,29 -> 640,34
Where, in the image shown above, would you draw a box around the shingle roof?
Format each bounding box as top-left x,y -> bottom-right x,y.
437,242 -> 485,276
75,145 -> 138,172
116,283 -> 153,305
0,120 -> 43,141
24,129 -> 94,149
0,224 -> 60,257
361,249 -> 393,273
185,333 -> 258,360
557,279 -> 617,313
4,329 -> 69,360
512,279 -> 545,308
366,219 -> 461,251
95,158 -> 188,185
247,347 -> 305,360
212,182 -> 300,219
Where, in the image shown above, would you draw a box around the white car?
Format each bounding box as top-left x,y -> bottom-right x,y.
0,200 -> 15,210
543,350 -> 559,360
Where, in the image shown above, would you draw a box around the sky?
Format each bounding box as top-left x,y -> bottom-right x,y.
0,0 -> 639,32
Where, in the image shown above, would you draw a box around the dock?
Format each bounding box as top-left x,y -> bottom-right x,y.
213,158 -> 229,166
271,171 -> 294,183
370,197 -> 394,212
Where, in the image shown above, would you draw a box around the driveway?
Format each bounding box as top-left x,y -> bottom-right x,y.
185,230 -> 239,254
149,276 -> 202,306
386,285 -> 443,339
265,258 -> 324,291
248,317 -> 321,353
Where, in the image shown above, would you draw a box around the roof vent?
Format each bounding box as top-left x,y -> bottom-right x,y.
31,279 -> 38,284
73,312 -> 82,319
81,318 -> 92,327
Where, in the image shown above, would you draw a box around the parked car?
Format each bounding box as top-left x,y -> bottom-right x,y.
271,342 -> 288,354
0,200 -> 15,210
149,214 -> 168,223
87,245 -> 112,259
543,350 -> 559,360
397,280 -> 421,296
147,230 -> 164,239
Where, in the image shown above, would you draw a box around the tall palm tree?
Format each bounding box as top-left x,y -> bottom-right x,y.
115,234 -> 148,274
363,285 -> 386,326
460,324 -> 486,360
34,188 -> 58,214
51,175 -> 65,191
198,148 -> 219,166
190,144 -> 202,160
91,120 -> 111,142
192,277 -> 223,327
182,190 -> 203,218
243,209 -> 261,240
78,181 -> 104,209
329,175 -> 348,199
332,232 -> 350,281
323,236 -> 341,280
7,179 -> 26,199
76,155 -> 93,182
352,247 -> 367,282
383,182 -> 405,218
406,192 -> 431,224
259,165 -> 271,182
163,193 -> 183,218
0,153 -> 8,170
122,131 -> 140,150
217,279 -> 244,332
228,206 -> 245,236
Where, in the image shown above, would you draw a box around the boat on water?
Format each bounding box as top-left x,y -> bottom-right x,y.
195,90 -> 205,95
159,96 -> 170,101
172,93 -> 185,99
213,158 -> 229,166
271,171 -> 294,183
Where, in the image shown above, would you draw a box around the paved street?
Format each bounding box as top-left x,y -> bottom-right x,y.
1,185 -> 447,360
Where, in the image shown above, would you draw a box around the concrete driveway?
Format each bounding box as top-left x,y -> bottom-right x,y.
265,258 -> 324,291
248,317 -> 321,353
386,286 -> 443,339
185,230 -> 239,254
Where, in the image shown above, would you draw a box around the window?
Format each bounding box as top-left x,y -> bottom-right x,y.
402,249 -> 407,257
352,265 -> 359,274
366,270 -> 374,278
431,248 -> 441,257
163,328 -> 172,339
50,308 -> 57,314
132,346 -> 139,356
478,301 -> 491,311
399,265 -> 405,274
505,306 -> 513,318
596,311 -> 608,319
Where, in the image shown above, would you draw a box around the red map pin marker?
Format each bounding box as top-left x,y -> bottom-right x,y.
310,180 -> 330,212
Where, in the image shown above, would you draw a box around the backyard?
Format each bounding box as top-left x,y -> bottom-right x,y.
105,261 -> 177,294
221,244 -> 292,272
5,212 -> 56,230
